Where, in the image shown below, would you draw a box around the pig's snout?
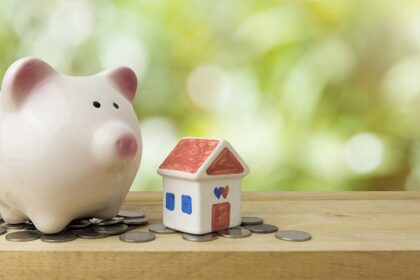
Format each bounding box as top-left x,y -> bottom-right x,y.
116,134 -> 138,157
92,122 -> 140,167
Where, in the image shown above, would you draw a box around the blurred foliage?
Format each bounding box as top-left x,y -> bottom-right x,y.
0,0 -> 420,191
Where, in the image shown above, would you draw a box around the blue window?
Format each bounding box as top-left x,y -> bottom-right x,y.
181,195 -> 192,214
166,192 -> 175,211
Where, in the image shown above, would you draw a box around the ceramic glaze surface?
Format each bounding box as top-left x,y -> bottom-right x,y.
0,57 -> 142,233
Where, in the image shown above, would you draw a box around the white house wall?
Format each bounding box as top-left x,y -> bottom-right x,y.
162,177 -> 201,233
162,176 -> 242,234
199,178 -> 242,233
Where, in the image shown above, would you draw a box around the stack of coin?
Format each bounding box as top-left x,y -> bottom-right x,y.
149,224 -> 177,234
217,227 -> 252,238
76,228 -> 109,239
1,208 -> 152,243
182,232 -> 218,242
241,216 -> 279,234
1,212 -> 313,244
122,217 -> 149,226
117,210 -> 145,218
67,219 -> 91,229
6,230 -> 41,242
0,226 -> 6,235
41,231 -> 78,243
243,224 -> 278,234
89,212 -> 149,237
1,222 -> 29,230
241,216 -> 264,226
93,224 -> 129,235
94,217 -> 124,226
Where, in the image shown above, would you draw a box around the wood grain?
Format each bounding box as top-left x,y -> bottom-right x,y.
1,191 -> 420,280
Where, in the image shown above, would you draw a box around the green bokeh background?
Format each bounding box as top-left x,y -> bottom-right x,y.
1,0 -> 420,191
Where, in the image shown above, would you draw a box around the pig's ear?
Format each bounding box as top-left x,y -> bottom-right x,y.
106,67 -> 138,102
1,57 -> 57,110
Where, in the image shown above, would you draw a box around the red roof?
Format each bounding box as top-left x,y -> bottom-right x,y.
159,139 -> 220,173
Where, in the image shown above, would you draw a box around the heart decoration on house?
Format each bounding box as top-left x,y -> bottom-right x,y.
213,186 -> 222,199
214,185 -> 229,199
222,185 -> 229,199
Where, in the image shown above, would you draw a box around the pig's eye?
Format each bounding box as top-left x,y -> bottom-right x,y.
93,101 -> 101,108
113,103 -> 119,109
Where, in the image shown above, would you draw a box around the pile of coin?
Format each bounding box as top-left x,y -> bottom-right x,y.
180,216 -> 312,242
0,213 -> 312,243
180,216 -> 282,242
0,210 -> 155,243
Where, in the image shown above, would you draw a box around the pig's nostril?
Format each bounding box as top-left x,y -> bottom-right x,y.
116,134 -> 138,157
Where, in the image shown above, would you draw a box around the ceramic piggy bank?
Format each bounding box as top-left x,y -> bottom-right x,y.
0,57 -> 142,233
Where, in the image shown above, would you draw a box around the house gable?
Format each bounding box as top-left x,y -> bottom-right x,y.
206,148 -> 244,175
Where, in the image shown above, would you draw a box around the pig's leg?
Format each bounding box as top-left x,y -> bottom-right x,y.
0,202 -> 27,224
30,213 -> 71,234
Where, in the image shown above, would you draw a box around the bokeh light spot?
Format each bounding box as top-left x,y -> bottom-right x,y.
187,65 -> 230,111
344,133 -> 384,174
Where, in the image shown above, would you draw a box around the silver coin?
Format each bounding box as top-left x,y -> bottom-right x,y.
241,216 -> 264,226
243,224 -> 278,233
148,224 -> 177,234
25,222 -> 37,230
275,230 -> 312,242
217,227 -> 252,238
89,218 -> 102,224
77,228 -> 110,239
122,217 -> 149,226
119,231 -> 155,243
94,223 -> 128,235
95,217 -> 124,226
41,231 -> 78,243
182,232 -> 218,242
1,222 -> 29,229
67,219 -> 91,229
6,230 -> 41,242
122,225 -> 137,233
117,210 -> 145,218
115,224 -> 137,234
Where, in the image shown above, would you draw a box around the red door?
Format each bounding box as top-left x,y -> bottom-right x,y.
212,202 -> 231,231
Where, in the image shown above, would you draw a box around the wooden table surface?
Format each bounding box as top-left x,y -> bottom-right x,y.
1,191 -> 420,280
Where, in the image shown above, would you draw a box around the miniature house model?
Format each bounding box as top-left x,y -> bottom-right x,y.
157,137 -> 249,234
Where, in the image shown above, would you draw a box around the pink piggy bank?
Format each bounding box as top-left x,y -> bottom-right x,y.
0,57 -> 142,233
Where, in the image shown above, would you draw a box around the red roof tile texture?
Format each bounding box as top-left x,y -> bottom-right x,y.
159,139 -> 220,173
206,148 -> 244,175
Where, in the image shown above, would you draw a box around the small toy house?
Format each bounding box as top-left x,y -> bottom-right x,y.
157,137 -> 249,234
